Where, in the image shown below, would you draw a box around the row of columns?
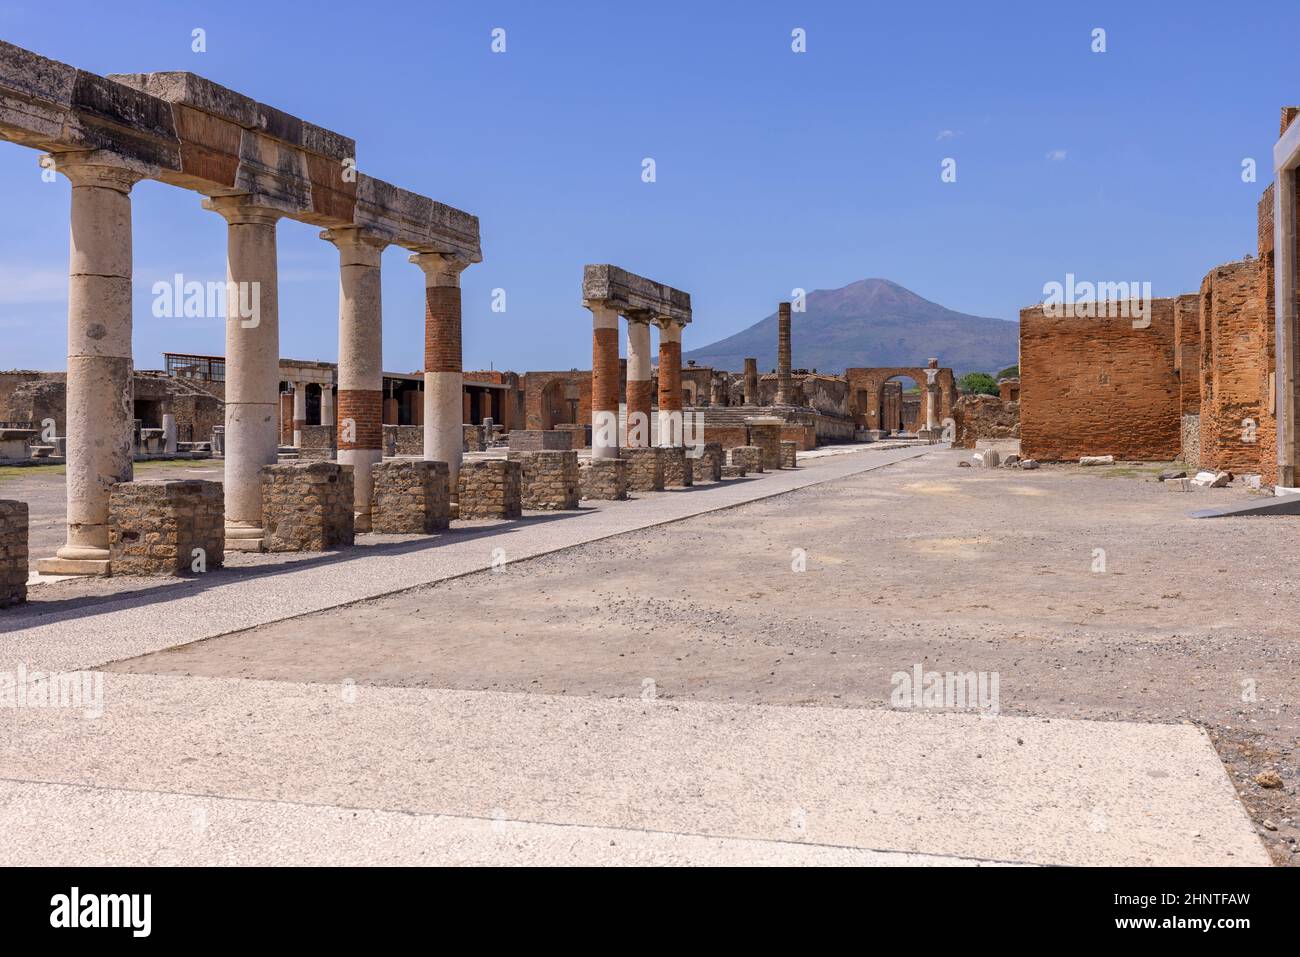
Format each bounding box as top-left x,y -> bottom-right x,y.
41,150 -> 473,570
587,304 -> 688,458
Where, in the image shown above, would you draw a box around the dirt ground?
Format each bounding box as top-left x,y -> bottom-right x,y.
104,450 -> 1299,863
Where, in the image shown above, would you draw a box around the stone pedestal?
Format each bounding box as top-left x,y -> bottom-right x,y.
661,447 -> 693,487
745,416 -> 783,470
730,445 -> 763,473
622,447 -> 665,492
695,443 -> 724,483
370,460 -> 449,534
261,462 -> 355,552
108,480 -> 224,576
457,460 -> 522,519
509,450 -> 580,510
721,463 -> 747,478
463,424 -> 484,452
580,459 -> 627,500
0,500 -> 28,607
508,430 -> 569,452
780,441 -> 799,468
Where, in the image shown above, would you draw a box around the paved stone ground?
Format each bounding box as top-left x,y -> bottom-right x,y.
0,446 -> 1282,865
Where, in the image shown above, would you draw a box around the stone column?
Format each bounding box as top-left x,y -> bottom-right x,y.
657,319 -> 684,447
204,196 -> 282,552
775,301 -> 794,405
744,357 -> 759,405
588,301 -> 621,459
325,228 -> 387,531
321,383 -> 335,427
625,315 -> 653,447
292,381 -> 307,447
38,152 -> 145,575
411,252 -> 471,488
710,374 -> 725,407
924,358 -> 940,431
162,413 -> 177,454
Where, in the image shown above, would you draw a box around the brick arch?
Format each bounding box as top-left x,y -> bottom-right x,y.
523,372 -> 592,431
845,367 -> 957,431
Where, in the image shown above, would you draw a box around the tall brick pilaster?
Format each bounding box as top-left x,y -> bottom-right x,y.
656,318 -> 684,447
325,227 -> 387,531
412,252 -> 472,489
744,357 -> 758,405
588,302 -> 621,459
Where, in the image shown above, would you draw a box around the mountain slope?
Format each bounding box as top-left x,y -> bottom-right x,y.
683,279 -> 1018,376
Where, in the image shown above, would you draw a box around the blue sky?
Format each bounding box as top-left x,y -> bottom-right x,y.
0,0 -> 1293,372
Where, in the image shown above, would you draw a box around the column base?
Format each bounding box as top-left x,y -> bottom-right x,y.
35,556 -> 111,577
225,524 -> 266,552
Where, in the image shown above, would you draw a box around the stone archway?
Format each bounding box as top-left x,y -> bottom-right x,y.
845,365 -> 958,432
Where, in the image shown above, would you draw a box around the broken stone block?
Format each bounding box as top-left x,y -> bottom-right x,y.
957,460 -> 972,468
1020,459 -> 1040,470
1079,455 -> 1114,466
1191,470 -> 1232,488
972,450 -> 1000,468
1001,454 -> 1020,468
109,480 -> 225,576
1158,470 -> 1188,482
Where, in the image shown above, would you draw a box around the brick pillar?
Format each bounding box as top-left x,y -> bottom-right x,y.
588,301 -> 621,459
625,315 -> 653,447
775,301 -> 793,405
744,357 -> 758,405
657,319 -> 684,447
412,252 -> 472,489
279,392 -> 293,445
325,227 -> 387,532
34,155 -> 145,575
202,195 -> 282,553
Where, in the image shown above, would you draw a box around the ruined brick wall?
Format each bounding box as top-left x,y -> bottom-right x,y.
845,367 -> 956,431
0,499 -> 28,607
1199,260 -> 1268,474
779,441 -> 798,468
950,394 -> 1019,450
382,424 -> 422,456
108,480 -> 224,576
523,371 -> 594,431
1020,299 -> 1181,461
0,372 -> 66,431
508,430 -> 570,451
298,425 -> 336,461
1256,184 -> 1280,484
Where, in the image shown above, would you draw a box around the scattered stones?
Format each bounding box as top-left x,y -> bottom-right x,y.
958,460 -> 972,468
1255,770 -> 1284,789
109,480 -> 224,576
370,460 -> 450,534
457,459 -> 523,519
1001,454 -> 1020,468
972,449 -> 1001,469
1191,470 -> 1233,488
1158,470 -> 1188,482
1079,455 -> 1115,466
1019,459 -> 1040,470
262,462 -> 355,552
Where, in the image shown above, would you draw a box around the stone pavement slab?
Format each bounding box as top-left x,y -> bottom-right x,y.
0,674 -> 1268,867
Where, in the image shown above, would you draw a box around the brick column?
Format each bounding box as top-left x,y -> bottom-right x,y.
204,195 -> 283,552
37,152 -> 145,576
411,252 -> 472,489
292,381 -> 306,447
587,301 -> 621,459
744,357 -> 759,405
325,228 -> 387,532
657,319 -> 684,447
625,315 -> 653,447
775,301 -> 794,405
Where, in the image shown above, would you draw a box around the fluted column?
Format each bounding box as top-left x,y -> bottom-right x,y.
204,195 -> 282,551
625,315 -> 653,447
325,228 -> 387,531
37,152 -> 145,575
588,302 -> 621,459
925,358 -> 940,431
411,252 -> 471,488
656,319 -> 684,447
743,357 -> 759,405
775,301 -> 794,405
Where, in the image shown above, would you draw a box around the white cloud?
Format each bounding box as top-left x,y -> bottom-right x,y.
1045,149 -> 1068,162
936,130 -> 962,141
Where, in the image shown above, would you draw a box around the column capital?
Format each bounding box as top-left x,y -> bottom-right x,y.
45,150 -> 151,192
321,227 -> 388,267
623,308 -> 654,326
202,194 -> 285,226
410,251 -> 473,285
583,300 -> 620,328
652,315 -> 687,332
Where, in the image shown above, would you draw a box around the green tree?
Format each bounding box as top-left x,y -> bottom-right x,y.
995,365 -> 1019,380
958,372 -> 999,396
